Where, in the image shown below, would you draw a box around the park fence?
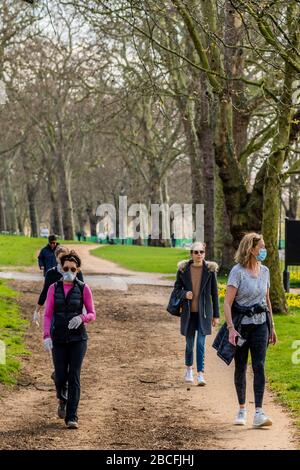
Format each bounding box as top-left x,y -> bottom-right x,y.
85,236 -> 193,248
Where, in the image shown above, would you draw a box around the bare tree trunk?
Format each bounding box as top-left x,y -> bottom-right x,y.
195,74 -> 215,259
0,187 -> 7,232
214,172 -> 235,272
14,192 -> 25,234
160,177 -> 171,247
86,204 -> 98,237
59,160 -> 75,240
221,206 -> 236,272
172,71 -> 203,210
149,175 -> 163,247
17,211 -> 23,234
262,2 -> 299,314
180,98 -> 203,236
162,24 -> 203,228
4,162 -> 18,232
141,98 -> 166,247
48,172 -> 63,236
75,208 -> 88,236
21,146 -> 39,237
27,186 -> 38,237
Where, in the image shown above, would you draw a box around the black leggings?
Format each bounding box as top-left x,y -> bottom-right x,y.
52,340 -> 87,422
234,322 -> 269,408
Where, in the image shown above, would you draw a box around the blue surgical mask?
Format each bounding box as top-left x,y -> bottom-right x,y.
63,271 -> 76,282
256,248 -> 267,262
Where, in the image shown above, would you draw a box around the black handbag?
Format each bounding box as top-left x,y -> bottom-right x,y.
167,289 -> 185,317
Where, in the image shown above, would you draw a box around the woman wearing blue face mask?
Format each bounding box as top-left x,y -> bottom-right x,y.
43,251 -> 96,429
223,233 -> 277,428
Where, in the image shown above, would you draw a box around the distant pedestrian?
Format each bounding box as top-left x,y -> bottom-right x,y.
38,235 -> 59,277
76,231 -> 82,242
98,232 -> 105,244
171,233 -> 176,248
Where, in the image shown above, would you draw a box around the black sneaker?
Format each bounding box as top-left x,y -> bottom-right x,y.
57,401 -> 66,419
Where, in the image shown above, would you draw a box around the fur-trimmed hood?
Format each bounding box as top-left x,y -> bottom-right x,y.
177,259 -> 219,273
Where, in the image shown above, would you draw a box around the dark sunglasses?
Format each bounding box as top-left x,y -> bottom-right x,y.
62,267 -> 77,273
192,250 -> 205,255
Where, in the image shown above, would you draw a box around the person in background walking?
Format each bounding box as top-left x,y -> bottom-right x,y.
38,234 -> 59,277
171,233 -> 176,248
173,241 -> 220,386
76,231 -> 82,242
224,232 -> 277,428
43,251 -> 96,429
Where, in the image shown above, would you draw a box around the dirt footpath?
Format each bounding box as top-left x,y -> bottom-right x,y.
0,281 -> 298,450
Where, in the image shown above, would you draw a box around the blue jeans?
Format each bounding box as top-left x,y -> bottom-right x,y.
185,314 -> 206,372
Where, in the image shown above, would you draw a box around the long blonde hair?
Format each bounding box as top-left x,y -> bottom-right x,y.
234,232 -> 263,267
55,245 -> 69,258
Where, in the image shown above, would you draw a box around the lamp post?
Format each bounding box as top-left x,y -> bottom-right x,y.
282,170 -> 300,292
283,217 -> 290,292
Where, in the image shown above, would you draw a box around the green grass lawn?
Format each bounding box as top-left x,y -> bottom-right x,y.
0,236 -> 48,266
91,245 -> 190,274
91,245 -> 232,280
0,235 -> 86,267
0,280 -> 29,384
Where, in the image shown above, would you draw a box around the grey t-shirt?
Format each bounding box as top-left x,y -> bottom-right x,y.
227,263 -> 270,325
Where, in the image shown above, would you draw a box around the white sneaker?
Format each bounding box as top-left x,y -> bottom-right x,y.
185,368 -> 194,383
197,373 -> 206,386
66,420 -> 79,429
234,408 -> 247,425
253,411 -> 272,428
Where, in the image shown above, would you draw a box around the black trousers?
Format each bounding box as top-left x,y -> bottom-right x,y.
234,321 -> 269,408
52,340 -> 87,422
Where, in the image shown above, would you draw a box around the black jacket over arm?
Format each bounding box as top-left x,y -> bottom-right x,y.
212,302 -> 272,365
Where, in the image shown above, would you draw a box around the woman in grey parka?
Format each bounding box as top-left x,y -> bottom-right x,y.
173,242 -> 220,386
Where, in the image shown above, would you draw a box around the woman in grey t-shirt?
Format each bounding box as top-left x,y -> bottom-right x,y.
224,233 -> 277,428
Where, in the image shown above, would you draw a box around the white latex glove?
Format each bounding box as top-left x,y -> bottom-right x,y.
33,308 -> 40,326
44,337 -> 53,352
68,315 -> 83,330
